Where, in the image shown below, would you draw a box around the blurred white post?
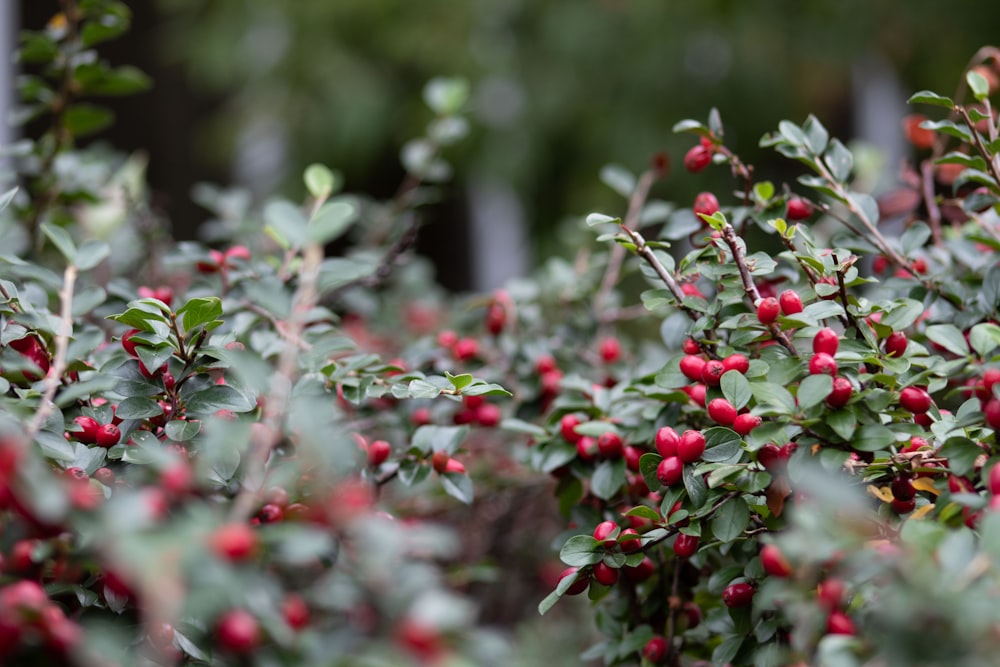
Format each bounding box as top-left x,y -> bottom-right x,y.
0,2 -> 17,163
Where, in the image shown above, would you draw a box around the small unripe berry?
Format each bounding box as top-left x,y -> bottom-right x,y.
778,289 -> 804,315
707,398 -> 737,426
722,582 -> 754,608
813,327 -> 839,356
756,297 -> 780,324
677,430 -> 706,463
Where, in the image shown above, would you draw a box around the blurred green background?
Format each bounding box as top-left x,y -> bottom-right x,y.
17,0 -> 1000,288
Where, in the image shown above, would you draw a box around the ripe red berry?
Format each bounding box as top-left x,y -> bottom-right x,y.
558,567 -> 589,595
984,368 -> 1000,396
701,359 -> 725,386
677,430 -> 707,463
760,543 -> 792,577
891,474 -> 916,501
988,463 -> 1000,496
560,414 -> 583,443
656,456 -> 684,486
445,458 -> 467,475
452,337 -> 480,361
592,561 -> 619,586
733,413 -> 762,436
682,338 -> 701,355
367,440 -> 391,467
680,355 -> 707,381
618,528 -> 642,553
778,289 -> 804,315
256,503 -> 283,524
756,297 -> 780,324
484,302 -> 506,335
625,556 -> 655,583
722,353 -> 750,375
535,354 -> 558,374
215,609 -> 260,653
623,445 -> 643,472
813,328 -> 839,356
643,636 -> 670,662
707,398 -> 737,426
817,578 -> 846,610
475,403 -> 501,427
224,245 -> 252,263
826,611 -> 856,636
673,533 -> 700,558
757,443 -> 783,471
121,329 -> 143,357
599,337 -> 622,363
693,192 -> 720,218
891,497 -> 916,514
95,423 -> 120,448
685,383 -> 707,407
209,523 -> 258,562
684,144 -> 713,173
72,415 -> 101,444
655,426 -> 680,458
903,114 -> 935,149
786,197 -> 813,221
722,582 -> 755,608
593,520 -> 619,547
597,431 -> 624,458
986,398 -> 1000,430
576,436 -> 598,461
431,450 -> 450,473
809,353 -> 838,376
281,594 -> 310,630
884,331 -> 908,358
826,376 -> 853,408
899,386 -> 932,414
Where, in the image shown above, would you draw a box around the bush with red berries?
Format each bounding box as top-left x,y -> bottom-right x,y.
5,4 -> 1000,666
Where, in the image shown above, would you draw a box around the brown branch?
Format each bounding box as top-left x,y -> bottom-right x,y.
957,105 -> 1000,189
25,264 -> 77,440
919,161 -> 944,247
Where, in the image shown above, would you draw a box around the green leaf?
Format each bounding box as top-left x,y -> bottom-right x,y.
440,471 -> 474,504
672,118 -> 711,136
586,213 -> 620,227
853,423 -> 894,452
721,371 -> 752,410
35,431 -> 76,462
303,163 -> 340,200
599,164 -> 636,198
712,635 -> 744,666
264,200 -> 309,248
560,534 -> 602,567
63,103 -> 114,137
0,187 -> 17,212
309,200 -> 357,245
750,382 -> 797,415
711,497 -> 749,543
423,77 -> 469,115
939,437 -> 983,477
683,463 -> 708,509
538,568 -> 587,616
73,64 -> 151,96
880,299 -> 924,331
591,458 -> 626,501
41,223 -> 76,262
445,372 -> 474,391
797,374 -> 833,410
802,115 -> 829,155
967,70 -> 991,101
115,397 -> 163,420
826,409 -> 857,440
73,240 -> 110,271
920,119 -> 974,144
412,425 -> 469,456
907,90 -> 955,108
926,323 -> 970,357
702,428 -> 743,463
460,382 -> 511,397
183,385 -> 255,415
176,297 -> 223,332
398,459 -> 431,486
969,322 -> 1000,357
164,420 -> 201,442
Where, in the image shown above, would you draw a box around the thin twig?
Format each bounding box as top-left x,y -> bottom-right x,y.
25,264 -> 77,440
919,160 -> 943,246
957,106 -> 1000,189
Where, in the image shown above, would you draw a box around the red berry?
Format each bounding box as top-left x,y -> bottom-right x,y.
558,567 -> 589,595
693,192 -> 720,218
484,302 -> 506,335
722,353 -> 750,375
988,463 -> 1000,496
817,578 -> 845,610
756,297 -> 780,324
643,636 -> 669,662
760,543 -> 792,577
873,256 -> 889,273
986,398 -> 1000,430
826,611 -> 856,636
813,328 -> 839,356
778,290 -> 804,315
679,355 -> 707,381
121,329 -> 143,357
655,426 -> 680,458
884,331 -> 908,358
282,594 -> 310,630
475,403 -> 501,427
592,561 -> 619,586
431,450 -> 450,473
599,337 -> 621,363
560,414 -> 583,443
597,431 -> 624,458
535,355 -> 558,374
984,368 -> 1000,396
757,443 -> 783,471
903,114 -> 935,149
701,359 -> 725,386
625,557 -> 655,584
656,456 -> 684,486
673,533 -> 700,558
367,440 -> 391,467
209,523 -> 258,561
624,445 -> 644,472
809,353 -> 838,376
452,337 -> 479,361
891,474 -> 916,501
593,521 -> 618,547
786,198 -> 813,221
826,376 -> 853,408
224,245 -> 252,263
72,416 -> 101,444
733,413 -> 762,436
576,436 -> 598,462
677,430 -> 707,463
436,330 -> 458,348
95,423 -> 120,448
684,144 -> 713,173
891,497 -> 916,514
215,609 -> 260,653
899,386 -> 932,414
682,338 -> 701,355
707,398 -> 737,426
722,582 -> 754,607
256,503 -> 283,523
618,528 -> 642,553
685,383 -> 707,407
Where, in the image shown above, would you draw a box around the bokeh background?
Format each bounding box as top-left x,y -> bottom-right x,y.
7,1 -> 999,286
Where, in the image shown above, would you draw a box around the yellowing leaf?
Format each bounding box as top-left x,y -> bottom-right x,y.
867,485 -> 894,503
911,477 -> 941,495
908,504 -> 936,521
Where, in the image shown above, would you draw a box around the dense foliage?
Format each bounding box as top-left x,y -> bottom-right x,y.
3,3 -> 1000,666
